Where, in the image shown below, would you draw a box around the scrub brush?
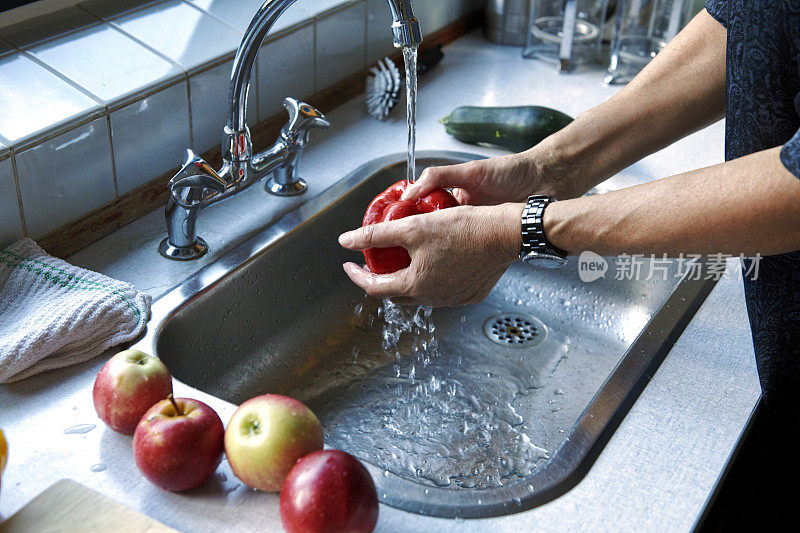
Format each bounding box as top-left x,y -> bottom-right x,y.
366,57 -> 403,120
365,44 -> 445,120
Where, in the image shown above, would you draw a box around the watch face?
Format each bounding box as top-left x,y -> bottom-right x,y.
522,253 -> 567,269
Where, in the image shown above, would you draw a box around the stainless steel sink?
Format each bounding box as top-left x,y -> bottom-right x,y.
132,151 -> 715,518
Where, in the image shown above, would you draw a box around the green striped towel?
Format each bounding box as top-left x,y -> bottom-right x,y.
0,239 -> 151,383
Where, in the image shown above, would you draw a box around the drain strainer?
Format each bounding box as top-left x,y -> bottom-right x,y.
483,313 -> 546,349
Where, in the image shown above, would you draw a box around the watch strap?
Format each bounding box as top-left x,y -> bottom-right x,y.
521,195 -> 567,259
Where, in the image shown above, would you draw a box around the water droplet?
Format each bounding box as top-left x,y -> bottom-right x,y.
64,424 -> 96,434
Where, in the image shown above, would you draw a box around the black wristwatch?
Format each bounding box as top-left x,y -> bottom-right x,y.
520,195 -> 567,269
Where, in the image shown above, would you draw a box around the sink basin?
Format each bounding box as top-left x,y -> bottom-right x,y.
133,151 -> 715,518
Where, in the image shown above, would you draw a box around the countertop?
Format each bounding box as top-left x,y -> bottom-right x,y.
0,32 -> 760,531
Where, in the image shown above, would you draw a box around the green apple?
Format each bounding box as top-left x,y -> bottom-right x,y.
224,394 -> 324,491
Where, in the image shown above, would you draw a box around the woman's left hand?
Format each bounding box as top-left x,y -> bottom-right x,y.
338,203 -> 523,307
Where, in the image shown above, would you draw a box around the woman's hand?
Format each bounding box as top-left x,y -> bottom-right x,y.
339,203 -> 523,307
401,150 -> 578,206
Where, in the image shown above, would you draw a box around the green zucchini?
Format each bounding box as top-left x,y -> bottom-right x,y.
440,105 -> 573,153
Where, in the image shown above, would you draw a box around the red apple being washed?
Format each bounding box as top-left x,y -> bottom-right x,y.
133,395 -> 224,492
93,349 -> 173,435
224,394 -> 323,492
280,449 -> 379,533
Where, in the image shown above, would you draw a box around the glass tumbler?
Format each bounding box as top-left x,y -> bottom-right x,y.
605,0 -> 693,84
523,0 -> 610,72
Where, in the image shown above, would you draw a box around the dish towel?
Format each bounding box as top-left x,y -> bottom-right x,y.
0,239 -> 151,383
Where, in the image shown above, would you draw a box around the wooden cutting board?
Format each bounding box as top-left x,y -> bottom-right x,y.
0,479 -> 177,532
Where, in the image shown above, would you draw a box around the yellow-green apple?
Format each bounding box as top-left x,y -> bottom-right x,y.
224,394 -> 323,491
93,350 -> 173,434
133,395 -> 224,491
280,449 -> 379,533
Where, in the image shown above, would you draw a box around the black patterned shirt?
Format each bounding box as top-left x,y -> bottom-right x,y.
705,0 -> 800,414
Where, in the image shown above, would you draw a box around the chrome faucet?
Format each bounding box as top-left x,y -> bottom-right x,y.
159,0 -> 423,260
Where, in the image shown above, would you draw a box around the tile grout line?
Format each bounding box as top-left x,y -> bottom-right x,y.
186,77 -> 194,149
9,149 -> 28,237
18,50 -> 105,107
74,4 -> 189,75
313,16 -> 318,93
105,114 -> 119,198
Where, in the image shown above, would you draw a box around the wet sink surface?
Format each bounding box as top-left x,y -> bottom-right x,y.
135,151 -> 715,518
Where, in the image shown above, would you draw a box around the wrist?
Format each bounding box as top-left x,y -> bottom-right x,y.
487,202 -> 524,263
542,199 -> 570,255
531,113 -> 604,199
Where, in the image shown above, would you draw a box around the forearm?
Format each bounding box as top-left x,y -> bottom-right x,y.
532,9 -> 727,197
539,147 -> 800,256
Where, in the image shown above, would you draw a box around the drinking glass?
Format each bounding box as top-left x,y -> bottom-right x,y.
523,0 -> 610,72
604,0 -> 692,84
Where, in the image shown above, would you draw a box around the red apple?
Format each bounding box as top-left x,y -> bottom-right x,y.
133,395 -> 224,492
93,349 -> 173,435
280,449 -> 379,533
224,394 -> 323,492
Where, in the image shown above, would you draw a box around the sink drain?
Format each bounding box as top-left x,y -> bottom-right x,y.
483,313 -> 546,349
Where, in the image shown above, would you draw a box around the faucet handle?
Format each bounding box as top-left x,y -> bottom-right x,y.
168,149 -> 228,208
281,97 -> 330,145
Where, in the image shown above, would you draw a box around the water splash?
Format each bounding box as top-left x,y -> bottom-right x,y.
64,424 -> 96,435
303,298 -> 551,490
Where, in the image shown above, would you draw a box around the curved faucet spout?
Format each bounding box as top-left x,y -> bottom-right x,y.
227,0 -> 423,135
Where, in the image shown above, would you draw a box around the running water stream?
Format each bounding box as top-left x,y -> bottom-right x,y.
403,45 -> 418,183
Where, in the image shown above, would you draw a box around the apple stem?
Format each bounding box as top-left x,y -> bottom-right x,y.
168,394 -> 182,416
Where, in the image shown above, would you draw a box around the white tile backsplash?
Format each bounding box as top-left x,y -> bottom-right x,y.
298,0 -> 360,17
0,52 -> 102,146
1,0 -> 478,242
28,23 -> 183,106
189,60 -> 258,153
16,117 -> 115,238
111,81 -> 191,194
190,0 -> 311,37
366,0 -> 395,65
315,1 -> 366,90
189,60 -> 230,154
258,23 -> 315,122
108,0 -> 242,72
0,155 -> 23,249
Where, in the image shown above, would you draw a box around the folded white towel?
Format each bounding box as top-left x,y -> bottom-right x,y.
0,239 -> 151,383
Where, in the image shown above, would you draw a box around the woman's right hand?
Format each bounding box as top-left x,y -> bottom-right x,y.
401,149 -> 579,205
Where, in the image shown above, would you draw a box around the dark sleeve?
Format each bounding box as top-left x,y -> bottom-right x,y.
780,132 -> 800,180
705,0 -> 728,27
780,92 -> 800,179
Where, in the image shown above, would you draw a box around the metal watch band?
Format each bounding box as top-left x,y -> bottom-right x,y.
520,195 -> 566,260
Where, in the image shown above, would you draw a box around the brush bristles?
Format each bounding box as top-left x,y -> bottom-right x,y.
366,57 -> 403,120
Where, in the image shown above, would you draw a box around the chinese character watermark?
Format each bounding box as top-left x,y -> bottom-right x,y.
576,253 -> 762,283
